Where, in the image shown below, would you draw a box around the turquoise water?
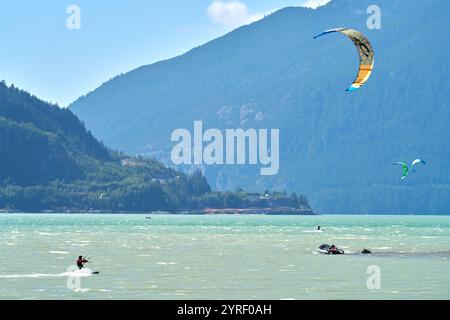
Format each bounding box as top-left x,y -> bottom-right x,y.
0,214 -> 449,300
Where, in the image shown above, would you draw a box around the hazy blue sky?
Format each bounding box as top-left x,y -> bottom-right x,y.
0,0 -> 329,106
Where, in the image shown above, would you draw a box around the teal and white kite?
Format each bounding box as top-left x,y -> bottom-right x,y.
393,162 -> 409,180
412,159 -> 426,173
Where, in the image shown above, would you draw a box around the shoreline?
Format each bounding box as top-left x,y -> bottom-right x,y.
0,208 -> 316,215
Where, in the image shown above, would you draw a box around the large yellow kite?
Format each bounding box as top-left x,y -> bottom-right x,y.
314,28 -> 375,92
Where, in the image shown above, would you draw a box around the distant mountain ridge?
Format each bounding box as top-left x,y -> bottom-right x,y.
0,82 -> 311,213
70,0 -> 450,214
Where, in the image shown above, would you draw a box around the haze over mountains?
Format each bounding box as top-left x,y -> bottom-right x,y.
70,0 -> 450,214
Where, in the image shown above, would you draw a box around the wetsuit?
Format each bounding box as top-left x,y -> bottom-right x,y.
76,258 -> 88,269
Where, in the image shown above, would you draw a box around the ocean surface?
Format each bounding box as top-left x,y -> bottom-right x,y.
0,214 -> 449,300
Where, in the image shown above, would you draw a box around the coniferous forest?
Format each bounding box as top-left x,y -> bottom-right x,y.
0,82 -> 312,214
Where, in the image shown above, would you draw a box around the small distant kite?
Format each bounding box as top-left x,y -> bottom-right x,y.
412,159 -> 426,173
393,159 -> 427,180
392,162 -> 409,180
314,28 -> 375,91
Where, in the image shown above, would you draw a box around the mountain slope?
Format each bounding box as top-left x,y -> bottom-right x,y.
0,82 -> 312,213
0,82 -> 209,211
0,82 -> 113,186
70,0 -> 450,214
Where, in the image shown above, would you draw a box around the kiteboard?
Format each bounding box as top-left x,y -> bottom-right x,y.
70,269 -> 100,276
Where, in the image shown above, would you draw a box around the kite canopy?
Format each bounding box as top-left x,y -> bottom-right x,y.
412,159 -> 426,173
393,162 -> 409,180
314,28 -> 375,91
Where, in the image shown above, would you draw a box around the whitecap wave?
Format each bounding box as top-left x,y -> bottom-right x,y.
0,269 -> 95,279
37,232 -> 59,236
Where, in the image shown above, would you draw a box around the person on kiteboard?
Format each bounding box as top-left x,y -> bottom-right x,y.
76,256 -> 89,269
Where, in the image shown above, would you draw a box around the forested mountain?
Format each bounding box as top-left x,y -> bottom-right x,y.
0,81 -> 112,186
70,0 -> 450,214
0,82 -> 311,213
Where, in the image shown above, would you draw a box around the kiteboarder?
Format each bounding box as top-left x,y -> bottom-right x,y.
318,244 -> 345,254
76,256 -> 89,270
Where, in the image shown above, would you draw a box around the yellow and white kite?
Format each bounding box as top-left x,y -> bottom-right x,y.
314,28 -> 375,92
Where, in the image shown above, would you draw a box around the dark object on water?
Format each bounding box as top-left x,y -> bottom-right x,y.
317,226 -> 321,230
318,244 -> 345,255
361,249 -> 372,254
76,256 -> 89,269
